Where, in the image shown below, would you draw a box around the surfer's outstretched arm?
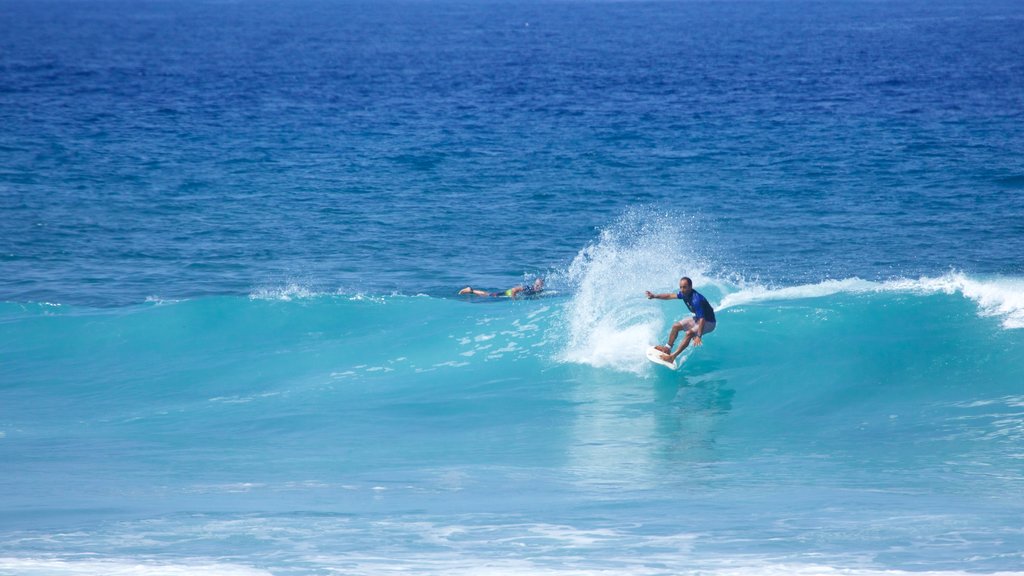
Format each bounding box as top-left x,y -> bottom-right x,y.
645,290 -> 675,300
459,287 -> 491,297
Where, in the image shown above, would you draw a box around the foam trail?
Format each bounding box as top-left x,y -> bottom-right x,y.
556,210 -> 717,373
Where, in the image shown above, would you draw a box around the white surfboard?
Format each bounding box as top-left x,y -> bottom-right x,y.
646,346 -> 680,370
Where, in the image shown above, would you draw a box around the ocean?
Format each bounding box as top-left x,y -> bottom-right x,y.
2,0 -> 1024,574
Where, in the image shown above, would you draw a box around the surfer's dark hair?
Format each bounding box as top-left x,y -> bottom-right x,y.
680,276 -> 692,285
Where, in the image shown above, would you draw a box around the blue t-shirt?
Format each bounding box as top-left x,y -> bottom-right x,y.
677,289 -> 717,323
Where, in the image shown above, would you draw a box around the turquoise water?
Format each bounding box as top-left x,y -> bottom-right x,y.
3,222 -> 1024,574
3,0 -> 1024,574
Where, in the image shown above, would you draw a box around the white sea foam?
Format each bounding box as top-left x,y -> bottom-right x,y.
248,283 -> 317,301
248,285 -> 407,303
0,557 -> 272,576
8,515 -> 1022,576
143,295 -> 182,305
346,292 -> 388,303
313,563 -> 1024,576
5,556 -> 1020,576
719,272 -> 1024,329
903,272 -> 1024,329
717,277 -> 881,309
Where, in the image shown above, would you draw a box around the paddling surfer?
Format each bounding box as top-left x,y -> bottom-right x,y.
459,278 -> 544,299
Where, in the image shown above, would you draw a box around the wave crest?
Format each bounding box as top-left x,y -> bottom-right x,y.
555,212 -> 1024,374
722,272 -> 1024,329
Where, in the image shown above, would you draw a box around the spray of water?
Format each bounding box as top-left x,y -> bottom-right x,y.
554,209 -> 720,374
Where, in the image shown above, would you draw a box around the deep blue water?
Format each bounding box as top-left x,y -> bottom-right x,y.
2,1 -> 1024,575
3,0 -> 1024,304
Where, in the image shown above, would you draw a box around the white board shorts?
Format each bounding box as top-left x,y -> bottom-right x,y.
680,317 -> 716,336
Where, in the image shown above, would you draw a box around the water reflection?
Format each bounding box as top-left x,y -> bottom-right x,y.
566,366 -> 735,497
652,373 -> 734,467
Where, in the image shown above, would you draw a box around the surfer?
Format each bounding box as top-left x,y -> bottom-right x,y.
646,277 -> 716,362
459,278 -> 544,299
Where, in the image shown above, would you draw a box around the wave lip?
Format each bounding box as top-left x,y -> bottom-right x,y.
896,273 -> 1024,329
720,272 -> 1024,329
717,277 -> 880,309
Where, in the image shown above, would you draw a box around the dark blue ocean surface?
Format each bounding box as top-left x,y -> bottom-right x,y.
2,0 -> 1023,305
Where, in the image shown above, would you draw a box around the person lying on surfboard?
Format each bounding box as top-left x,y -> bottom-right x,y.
645,276 -> 717,363
459,278 -> 544,299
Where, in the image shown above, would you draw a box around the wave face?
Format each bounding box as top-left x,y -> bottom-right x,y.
3,244 -> 1024,574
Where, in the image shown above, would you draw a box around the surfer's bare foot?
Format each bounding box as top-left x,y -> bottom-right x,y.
660,353 -> 674,362
654,345 -> 670,353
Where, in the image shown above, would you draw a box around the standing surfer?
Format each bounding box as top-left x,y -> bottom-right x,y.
645,277 -> 717,362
